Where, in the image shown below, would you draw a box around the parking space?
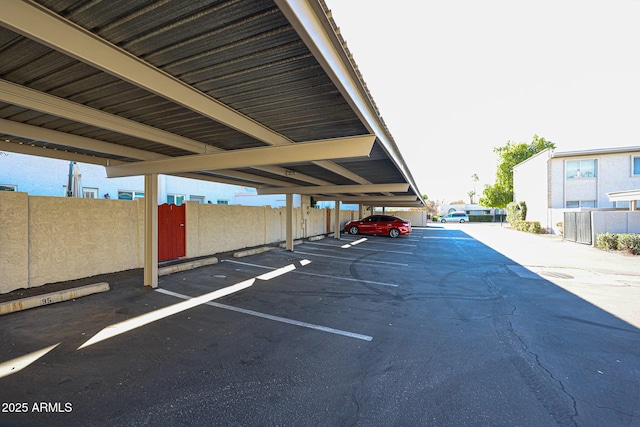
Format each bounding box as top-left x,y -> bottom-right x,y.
1,225 -> 639,426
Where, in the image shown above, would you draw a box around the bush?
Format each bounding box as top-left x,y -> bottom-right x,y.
595,233 -> 619,251
512,220 -> 545,234
468,215 -> 493,222
506,201 -> 527,225
595,233 -> 640,255
618,234 -> 640,255
432,216 -> 439,222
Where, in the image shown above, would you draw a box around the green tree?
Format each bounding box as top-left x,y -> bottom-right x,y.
479,135 -> 555,208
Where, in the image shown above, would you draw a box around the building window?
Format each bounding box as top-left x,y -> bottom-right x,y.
167,194 -> 185,205
190,195 -> 205,204
216,199 -> 229,205
633,156 -> 640,176
566,159 -> 597,179
0,184 -> 17,191
615,201 -> 630,209
566,200 -> 596,208
118,190 -> 144,200
83,187 -> 98,198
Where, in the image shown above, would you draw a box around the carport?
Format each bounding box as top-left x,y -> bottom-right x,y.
0,0 -> 423,288
607,189 -> 640,211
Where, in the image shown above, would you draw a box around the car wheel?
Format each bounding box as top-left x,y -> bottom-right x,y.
459,219 -> 465,223
440,219 -> 446,223
389,228 -> 400,238
349,226 -> 360,235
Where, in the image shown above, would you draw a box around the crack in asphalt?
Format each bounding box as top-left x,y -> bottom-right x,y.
489,277 -> 579,426
580,398 -> 640,420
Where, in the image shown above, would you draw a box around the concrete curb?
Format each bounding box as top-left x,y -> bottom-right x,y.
158,257 -> 219,276
308,235 -> 325,241
232,247 -> 272,258
278,240 -> 304,248
0,282 -> 110,316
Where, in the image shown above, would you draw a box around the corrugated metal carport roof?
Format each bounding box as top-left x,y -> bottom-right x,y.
0,0 -> 423,206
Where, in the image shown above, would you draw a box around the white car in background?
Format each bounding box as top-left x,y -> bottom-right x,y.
440,212 -> 469,223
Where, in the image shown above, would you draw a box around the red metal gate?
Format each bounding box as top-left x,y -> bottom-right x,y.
158,203 -> 186,261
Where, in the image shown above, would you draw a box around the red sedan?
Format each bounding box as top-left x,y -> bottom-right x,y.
343,215 -> 412,238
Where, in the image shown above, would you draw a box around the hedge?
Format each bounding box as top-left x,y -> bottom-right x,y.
506,201 -> 527,225
468,215 -> 493,222
512,220 -> 545,234
595,233 -> 640,255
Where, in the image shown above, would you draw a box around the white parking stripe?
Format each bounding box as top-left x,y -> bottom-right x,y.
351,238 -> 368,246
422,236 -> 474,240
256,264 -> 296,280
289,270 -> 398,288
223,259 -> 399,287
308,241 -> 414,255
156,289 -> 373,342
294,250 -> 409,267
78,279 -> 256,350
341,239 -> 416,248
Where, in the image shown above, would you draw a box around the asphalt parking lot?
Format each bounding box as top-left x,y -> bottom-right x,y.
1,224 -> 639,426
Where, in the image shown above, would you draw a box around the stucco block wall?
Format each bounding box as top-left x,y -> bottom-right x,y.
307,208 -> 327,236
592,211 -> 640,235
386,210 -> 428,227
28,197 -> 144,288
0,193 -> 343,294
187,203 -> 269,257
0,192 -> 29,293
184,204 -> 332,259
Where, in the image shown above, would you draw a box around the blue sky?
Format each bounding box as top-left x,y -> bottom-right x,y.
325,0 -> 640,202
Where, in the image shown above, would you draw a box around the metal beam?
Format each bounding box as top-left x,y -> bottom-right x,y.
0,81 -> 350,188
0,118 -> 305,188
253,165 -> 329,186
0,119 -> 164,161
0,79 -> 207,154
257,183 -> 409,195
375,202 -> 423,208
106,136 -> 375,178
311,160 -> 370,185
0,140 -> 118,166
0,2 -> 409,189
313,195 -> 418,203
275,0 -> 424,199
0,0 -> 291,147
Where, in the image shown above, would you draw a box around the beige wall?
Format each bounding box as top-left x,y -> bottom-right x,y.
185,204 -> 337,259
0,192 -> 29,293
27,196 -> 144,288
385,210 -> 428,227
0,192 -> 344,294
592,210 -> 640,237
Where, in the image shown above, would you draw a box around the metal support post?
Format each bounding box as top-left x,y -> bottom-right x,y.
144,174 -> 158,288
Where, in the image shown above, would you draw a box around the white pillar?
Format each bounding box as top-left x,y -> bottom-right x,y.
358,204 -> 363,219
286,193 -> 294,251
334,200 -> 341,239
144,174 -> 158,288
